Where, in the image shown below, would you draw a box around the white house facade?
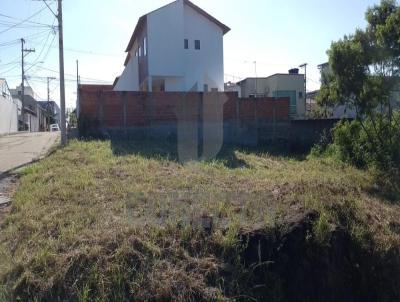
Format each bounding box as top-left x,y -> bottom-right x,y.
0,79 -> 18,135
114,0 -> 230,93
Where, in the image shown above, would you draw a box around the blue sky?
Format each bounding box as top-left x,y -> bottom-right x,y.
0,0 -> 380,108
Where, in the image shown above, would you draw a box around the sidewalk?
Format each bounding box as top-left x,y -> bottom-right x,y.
0,132 -> 59,175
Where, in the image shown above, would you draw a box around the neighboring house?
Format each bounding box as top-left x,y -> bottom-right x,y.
10,85 -> 47,132
0,79 -> 18,135
114,0 -> 230,92
309,63 -> 400,119
224,81 -> 241,94
38,101 -> 61,126
237,70 -> 306,118
307,89 -> 357,119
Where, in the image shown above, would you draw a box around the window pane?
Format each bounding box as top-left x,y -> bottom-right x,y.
195,40 -> 200,50
184,39 -> 189,49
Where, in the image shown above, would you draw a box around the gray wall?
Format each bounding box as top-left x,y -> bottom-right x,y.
0,80 -> 18,135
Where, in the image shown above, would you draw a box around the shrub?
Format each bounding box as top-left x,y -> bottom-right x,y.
330,112 -> 400,198
332,120 -> 367,168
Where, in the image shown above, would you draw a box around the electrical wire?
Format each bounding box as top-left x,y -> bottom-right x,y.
0,39 -> 20,47
22,41 -> 121,57
0,21 -> 51,29
0,12 -> 54,27
0,6 -> 48,35
0,63 -> 21,75
25,21 -> 57,75
0,29 -> 51,49
24,77 -> 46,101
0,55 -> 20,67
35,65 -> 111,83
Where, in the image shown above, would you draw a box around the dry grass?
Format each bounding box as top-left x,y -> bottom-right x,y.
0,139 -> 399,301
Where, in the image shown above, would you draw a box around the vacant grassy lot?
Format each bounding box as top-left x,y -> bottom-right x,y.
0,139 -> 399,301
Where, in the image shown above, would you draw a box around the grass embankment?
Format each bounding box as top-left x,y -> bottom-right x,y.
0,140 -> 399,301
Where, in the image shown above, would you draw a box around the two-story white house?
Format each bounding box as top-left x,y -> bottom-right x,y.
114,0 -> 230,93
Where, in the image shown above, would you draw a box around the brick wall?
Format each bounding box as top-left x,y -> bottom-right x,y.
78,85 -> 340,149
79,85 -> 290,129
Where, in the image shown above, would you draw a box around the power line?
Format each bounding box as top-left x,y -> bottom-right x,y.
62,47 -> 121,57
0,60 -> 20,68
0,62 -> 20,74
34,27 -> 55,60
0,39 -> 20,47
34,65 -> 111,83
21,40 -> 121,57
0,29 -> 51,49
0,6 -> 48,35
0,55 -> 21,67
25,22 -> 57,75
25,77 -> 46,101
0,12 -> 54,27
0,21 -> 52,30
41,0 -> 57,17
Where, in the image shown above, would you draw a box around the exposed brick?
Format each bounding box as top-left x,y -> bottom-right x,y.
78,85 -> 290,128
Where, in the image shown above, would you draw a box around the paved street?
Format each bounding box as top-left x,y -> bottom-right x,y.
0,132 -> 59,175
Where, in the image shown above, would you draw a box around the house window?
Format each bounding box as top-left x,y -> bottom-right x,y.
299,91 -> 303,99
195,39 -> 201,50
184,39 -> 189,49
143,37 -> 147,56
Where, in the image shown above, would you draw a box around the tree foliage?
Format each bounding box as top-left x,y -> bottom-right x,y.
317,0 -> 400,196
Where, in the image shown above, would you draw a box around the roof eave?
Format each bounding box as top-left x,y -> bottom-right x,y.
125,15 -> 146,52
113,77 -> 120,88
183,0 -> 230,35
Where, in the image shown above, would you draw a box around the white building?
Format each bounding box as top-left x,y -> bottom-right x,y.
114,0 -> 230,92
0,79 -> 19,135
10,85 -> 47,132
237,71 -> 306,118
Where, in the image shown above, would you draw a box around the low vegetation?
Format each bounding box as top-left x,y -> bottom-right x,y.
0,139 -> 399,301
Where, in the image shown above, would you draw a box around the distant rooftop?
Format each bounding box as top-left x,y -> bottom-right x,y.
236,73 -> 304,85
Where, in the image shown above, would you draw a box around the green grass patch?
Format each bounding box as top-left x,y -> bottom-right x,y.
0,139 -> 399,301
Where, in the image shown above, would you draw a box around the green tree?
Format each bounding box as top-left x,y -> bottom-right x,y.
68,109 -> 78,128
318,0 -> 400,196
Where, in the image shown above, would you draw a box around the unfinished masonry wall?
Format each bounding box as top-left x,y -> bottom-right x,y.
79,85 -> 342,149
78,85 -> 290,145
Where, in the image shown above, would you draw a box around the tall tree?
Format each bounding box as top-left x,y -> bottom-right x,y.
318,0 -> 400,191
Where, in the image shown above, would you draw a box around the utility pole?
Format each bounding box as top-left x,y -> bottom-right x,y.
57,0 -> 67,145
21,38 -> 35,131
299,63 -> 308,113
34,0 -> 66,142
